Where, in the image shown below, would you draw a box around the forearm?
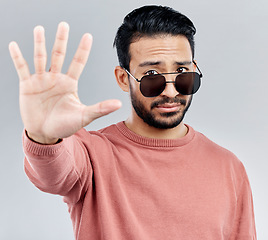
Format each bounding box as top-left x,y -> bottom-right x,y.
23,129 -> 92,198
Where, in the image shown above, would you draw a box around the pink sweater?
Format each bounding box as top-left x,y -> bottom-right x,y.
23,122 -> 256,240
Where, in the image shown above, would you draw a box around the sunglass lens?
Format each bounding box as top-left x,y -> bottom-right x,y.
175,72 -> 201,95
140,75 -> 166,97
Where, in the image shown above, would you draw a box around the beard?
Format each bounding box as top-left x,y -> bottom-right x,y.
130,85 -> 192,129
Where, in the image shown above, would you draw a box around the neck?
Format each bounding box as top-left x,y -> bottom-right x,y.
125,114 -> 188,140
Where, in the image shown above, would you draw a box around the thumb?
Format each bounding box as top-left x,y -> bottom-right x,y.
82,99 -> 122,127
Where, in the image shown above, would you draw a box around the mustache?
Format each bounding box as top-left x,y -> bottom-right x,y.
151,97 -> 187,110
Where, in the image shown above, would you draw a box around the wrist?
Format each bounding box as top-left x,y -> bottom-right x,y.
26,131 -> 61,145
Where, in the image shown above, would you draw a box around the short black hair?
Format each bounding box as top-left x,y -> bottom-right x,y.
113,5 -> 196,71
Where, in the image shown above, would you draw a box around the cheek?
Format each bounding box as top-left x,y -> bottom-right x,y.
129,79 -> 142,99
130,82 -> 153,108
185,95 -> 193,107
186,96 -> 191,102
129,78 -> 140,93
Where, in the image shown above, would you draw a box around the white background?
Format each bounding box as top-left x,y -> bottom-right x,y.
0,0 -> 267,239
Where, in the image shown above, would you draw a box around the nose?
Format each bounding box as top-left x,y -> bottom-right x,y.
160,78 -> 178,97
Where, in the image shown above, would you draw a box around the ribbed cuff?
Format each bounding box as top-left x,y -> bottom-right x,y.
23,130 -> 63,156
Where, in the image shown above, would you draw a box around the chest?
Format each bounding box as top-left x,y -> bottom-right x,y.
92,146 -> 236,237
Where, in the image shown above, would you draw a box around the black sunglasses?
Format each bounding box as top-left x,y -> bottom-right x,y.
124,61 -> 203,97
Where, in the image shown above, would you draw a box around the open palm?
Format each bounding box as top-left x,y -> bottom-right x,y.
9,22 -> 121,144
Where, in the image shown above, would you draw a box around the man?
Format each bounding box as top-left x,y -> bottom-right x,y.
9,5 -> 256,240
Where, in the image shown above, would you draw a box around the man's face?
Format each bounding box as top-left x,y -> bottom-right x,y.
128,35 -> 195,129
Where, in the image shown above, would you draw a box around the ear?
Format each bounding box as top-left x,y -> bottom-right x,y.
114,66 -> 130,92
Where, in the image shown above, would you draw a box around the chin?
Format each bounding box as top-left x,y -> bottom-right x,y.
144,115 -> 185,129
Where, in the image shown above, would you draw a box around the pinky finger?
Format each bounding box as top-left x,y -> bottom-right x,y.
9,41 -> 31,81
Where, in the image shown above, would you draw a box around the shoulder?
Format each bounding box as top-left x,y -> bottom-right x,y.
192,128 -> 249,190
73,123 -> 124,149
193,128 -> 246,174
195,130 -> 238,158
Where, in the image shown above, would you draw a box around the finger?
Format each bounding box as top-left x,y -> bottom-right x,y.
50,22 -> 69,73
34,25 -> 47,74
82,99 -> 122,127
9,41 -> 31,81
67,33 -> 92,80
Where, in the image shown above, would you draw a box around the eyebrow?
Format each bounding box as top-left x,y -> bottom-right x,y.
175,61 -> 192,66
138,60 -> 192,68
138,61 -> 161,67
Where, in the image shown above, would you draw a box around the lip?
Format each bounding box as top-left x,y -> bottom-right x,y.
155,103 -> 181,113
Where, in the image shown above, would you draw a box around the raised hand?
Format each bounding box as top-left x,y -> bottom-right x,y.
9,22 -> 121,144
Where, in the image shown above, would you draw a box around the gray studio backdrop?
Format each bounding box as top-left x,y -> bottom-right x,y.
1,0 -> 267,239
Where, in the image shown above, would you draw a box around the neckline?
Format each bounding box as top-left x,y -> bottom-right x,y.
116,121 -> 195,148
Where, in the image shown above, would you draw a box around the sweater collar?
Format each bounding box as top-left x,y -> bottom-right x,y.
116,121 -> 195,148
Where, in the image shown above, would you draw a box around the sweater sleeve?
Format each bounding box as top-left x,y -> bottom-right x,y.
229,169 -> 257,240
23,129 -> 92,205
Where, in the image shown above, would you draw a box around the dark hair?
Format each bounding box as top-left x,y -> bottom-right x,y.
113,5 -> 196,71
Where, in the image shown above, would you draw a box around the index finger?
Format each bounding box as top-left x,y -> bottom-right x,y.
9,41 -> 31,81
